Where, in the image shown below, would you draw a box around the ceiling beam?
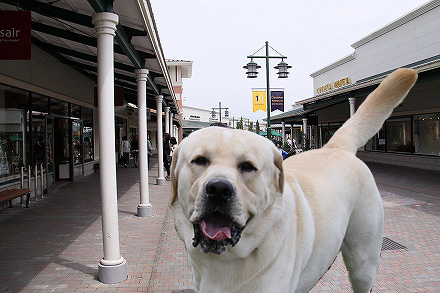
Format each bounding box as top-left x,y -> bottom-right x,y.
2,0 -> 165,100
0,0 -> 148,39
32,37 -> 135,72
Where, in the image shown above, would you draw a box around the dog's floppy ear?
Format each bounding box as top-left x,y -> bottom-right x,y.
272,146 -> 284,193
170,145 -> 180,205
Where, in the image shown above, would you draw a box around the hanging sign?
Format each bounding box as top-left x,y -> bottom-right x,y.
252,90 -> 266,112
0,11 -> 31,60
271,91 -> 284,112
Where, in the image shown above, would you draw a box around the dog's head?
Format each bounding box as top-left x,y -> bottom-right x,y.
171,127 -> 284,255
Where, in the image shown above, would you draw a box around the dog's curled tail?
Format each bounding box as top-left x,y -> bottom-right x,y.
324,68 -> 418,154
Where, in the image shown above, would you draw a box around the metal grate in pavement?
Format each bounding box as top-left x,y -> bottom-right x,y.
382,237 -> 407,251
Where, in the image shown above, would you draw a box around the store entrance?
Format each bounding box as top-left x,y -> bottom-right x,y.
36,115 -> 83,191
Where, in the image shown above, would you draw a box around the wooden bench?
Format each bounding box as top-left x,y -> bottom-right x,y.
0,189 -> 31,208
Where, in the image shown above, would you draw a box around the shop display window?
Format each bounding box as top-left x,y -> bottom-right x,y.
73,120 -> 82,165
321,125 -> 331,146
50,98 -> 69,117
413,113 -> 440,156
82,107 -> 93,162
71,104 -> 81,119
31,94 -> 49,168
386,117 -> 413,153
0,84 -> 29,179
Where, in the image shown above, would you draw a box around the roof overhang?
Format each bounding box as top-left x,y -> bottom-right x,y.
166,59 -> 193,78
0,0 -> 178,113
270,56 -> 440,124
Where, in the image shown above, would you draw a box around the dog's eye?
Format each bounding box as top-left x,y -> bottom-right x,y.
192,156 -> 208,166
239,162 -> 257,172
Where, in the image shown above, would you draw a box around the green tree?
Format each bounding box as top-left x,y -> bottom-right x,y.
236,117 -> 244,129
256,120 -> 260,135
248,121 -> 254,132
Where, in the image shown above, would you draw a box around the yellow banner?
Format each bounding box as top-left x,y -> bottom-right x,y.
252,90 -> 266,112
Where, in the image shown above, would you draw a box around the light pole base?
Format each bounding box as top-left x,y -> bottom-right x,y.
98,259 -> 127,284
156,178 -> 166,186
137,204 -> 153,217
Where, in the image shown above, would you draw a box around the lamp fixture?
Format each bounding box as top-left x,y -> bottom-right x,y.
243,59 -> 261,78
274,59 -> 292,78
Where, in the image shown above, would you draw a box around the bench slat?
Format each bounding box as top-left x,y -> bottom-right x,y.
0,189 -> 32,205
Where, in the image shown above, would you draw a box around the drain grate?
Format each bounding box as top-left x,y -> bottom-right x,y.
382,237 -> 407,251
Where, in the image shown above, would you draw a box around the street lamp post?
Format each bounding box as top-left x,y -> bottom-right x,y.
244,41 -> 291,140
211,102 -> 229,123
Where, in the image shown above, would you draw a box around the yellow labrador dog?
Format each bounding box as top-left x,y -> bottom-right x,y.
171,68 -> 417,292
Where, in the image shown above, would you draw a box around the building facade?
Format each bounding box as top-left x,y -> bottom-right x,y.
271,0 -> 440,170
167,59 -> 193,142
182,105 -> 266,135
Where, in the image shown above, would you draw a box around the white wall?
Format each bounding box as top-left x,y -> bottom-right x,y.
0,45 -> 95,106
355,5 -> 440,81
183,105 -> 232,125
312,2 -> 440,95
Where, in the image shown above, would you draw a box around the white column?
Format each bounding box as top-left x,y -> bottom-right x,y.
290,125 -> 294,149
349,97 -> 356,117
302,118 -> 308,149
156,95 -> 166,185
135,69 -> 152,217
92,12 -> 127,284
281,122 -> 285,145
164,106 -> 170,135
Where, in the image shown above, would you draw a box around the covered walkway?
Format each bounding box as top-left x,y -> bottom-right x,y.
0,159 -> 192,292
0,159 -> 439,292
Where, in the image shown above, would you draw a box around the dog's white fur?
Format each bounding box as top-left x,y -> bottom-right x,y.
171,69 -> 418,292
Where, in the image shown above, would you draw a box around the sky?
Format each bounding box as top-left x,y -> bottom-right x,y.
150,0 -> 430,121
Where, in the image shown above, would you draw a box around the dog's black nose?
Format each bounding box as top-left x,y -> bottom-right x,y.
205,178 -> 234,201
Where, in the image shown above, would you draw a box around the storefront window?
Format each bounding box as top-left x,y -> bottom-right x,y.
31,94 -> 49,168
50,98 -> 69,117
414,113 -> 440,156
71,104 -> 81,119
72,120 -> 82,165
82,107 -> 93,161
386,117 -> 413,153
0,84 -> 29,179
320,124 -> 331,146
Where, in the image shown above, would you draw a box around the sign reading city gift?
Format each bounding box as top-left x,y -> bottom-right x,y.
0,11 -> 31,60
316,77 -> 351,95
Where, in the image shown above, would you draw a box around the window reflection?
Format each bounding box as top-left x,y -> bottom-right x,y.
82,107 -> 93,161
386,117 -> 412,153
414,113 -> 440,156
0,85 -> 28,178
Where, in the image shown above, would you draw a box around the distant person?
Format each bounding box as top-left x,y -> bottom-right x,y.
273,140 -> 288,160
163,133 -> 171,180
131,135 -> 139,167
121,136 -> 130,168
170,136 -> 177,163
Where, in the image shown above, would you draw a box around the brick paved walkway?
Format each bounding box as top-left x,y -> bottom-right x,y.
0,160 -> 438,292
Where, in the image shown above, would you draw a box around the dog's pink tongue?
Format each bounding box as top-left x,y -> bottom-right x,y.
201,214 -> 232,241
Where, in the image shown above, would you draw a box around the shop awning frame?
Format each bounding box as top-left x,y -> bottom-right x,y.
0,0 -> 178,113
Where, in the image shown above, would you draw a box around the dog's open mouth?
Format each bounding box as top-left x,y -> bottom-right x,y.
192,211 -> 243,254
